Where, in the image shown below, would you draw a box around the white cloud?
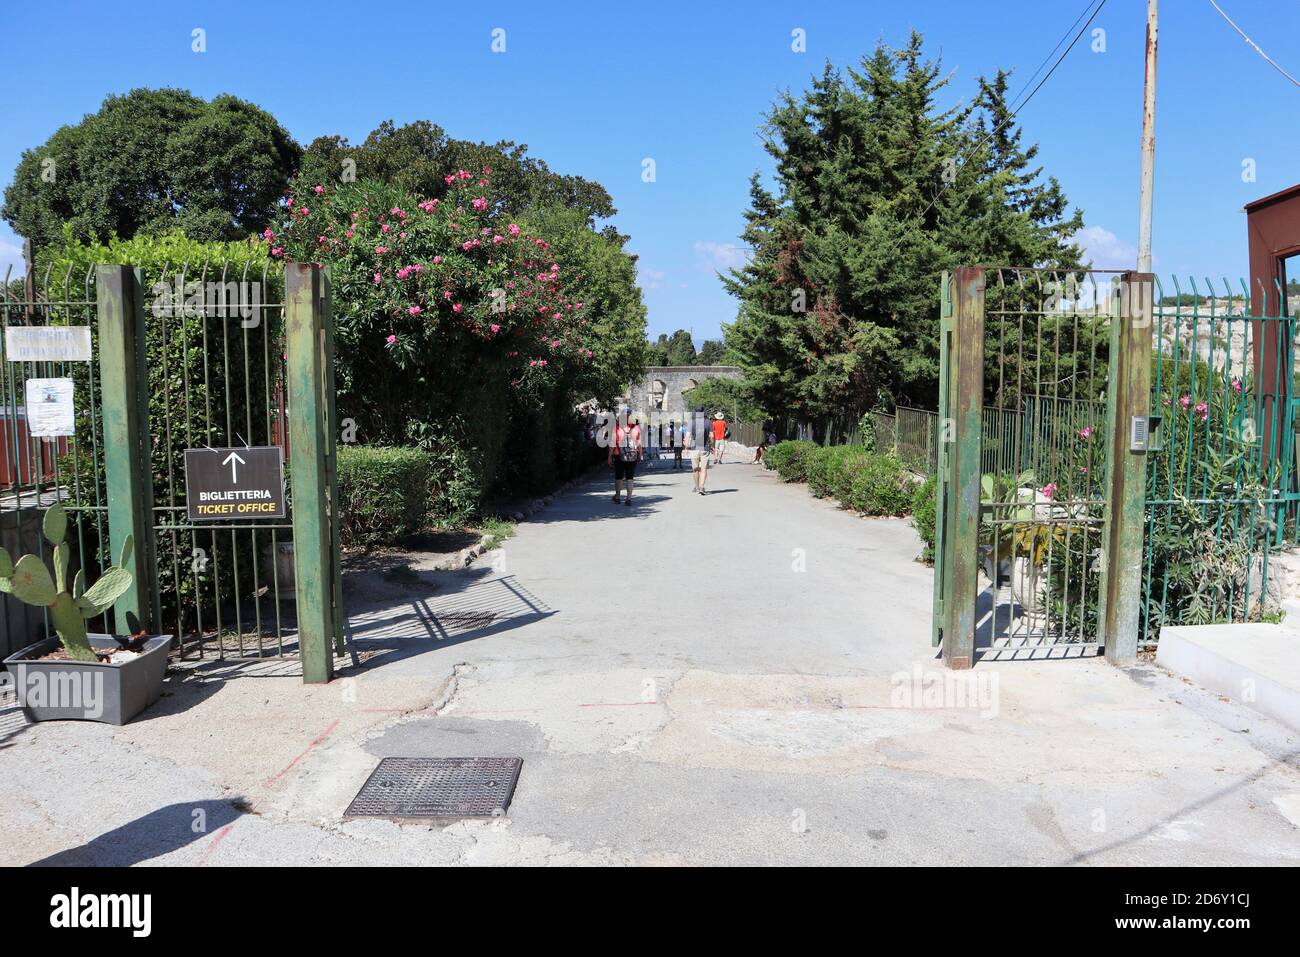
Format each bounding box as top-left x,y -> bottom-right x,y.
693,240 -> 749,272
1077,225 -> 1137,270
637,266 -> 666,291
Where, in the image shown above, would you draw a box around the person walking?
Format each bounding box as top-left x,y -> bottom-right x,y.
669,419 -> 685,470
610,408 -> 642,506
686,405 -> 711,494
711,412 -> 729,465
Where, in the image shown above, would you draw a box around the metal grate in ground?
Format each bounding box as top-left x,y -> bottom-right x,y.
344,757 -> 523,823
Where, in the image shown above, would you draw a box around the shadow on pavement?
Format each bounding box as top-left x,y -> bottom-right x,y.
28,799 -> 245,866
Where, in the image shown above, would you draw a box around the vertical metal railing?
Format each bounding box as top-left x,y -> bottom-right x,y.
0,264 -> 110,656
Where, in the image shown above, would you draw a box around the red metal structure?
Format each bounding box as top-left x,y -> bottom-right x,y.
1246,184 -> 1300,460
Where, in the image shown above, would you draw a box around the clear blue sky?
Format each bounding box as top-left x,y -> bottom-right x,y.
2,0 -> 1297,342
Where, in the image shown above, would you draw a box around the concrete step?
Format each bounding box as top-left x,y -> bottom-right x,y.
1157,623 -> 1300,733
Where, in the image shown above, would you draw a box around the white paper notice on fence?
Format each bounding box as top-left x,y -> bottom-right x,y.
5,326 -> 93,362
24,378 -> 75,437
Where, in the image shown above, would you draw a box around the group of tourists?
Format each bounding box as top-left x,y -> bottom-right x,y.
609,407 -> 775,505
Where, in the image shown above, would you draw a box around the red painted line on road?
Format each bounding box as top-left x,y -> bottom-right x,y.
264,719 -> 341,786
197,823 -> 234,866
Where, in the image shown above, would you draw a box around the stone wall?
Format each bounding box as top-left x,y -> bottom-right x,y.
624,365 -> 743,419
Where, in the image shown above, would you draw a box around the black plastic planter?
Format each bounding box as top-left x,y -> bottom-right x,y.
3,634 -> 170,725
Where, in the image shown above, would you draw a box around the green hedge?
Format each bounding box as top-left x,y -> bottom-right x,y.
337,446 -> 432,549
764,441 -> 915,517
911,475 -> 938,562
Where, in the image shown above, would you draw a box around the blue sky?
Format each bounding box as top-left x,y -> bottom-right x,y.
2,0 -> 1298,342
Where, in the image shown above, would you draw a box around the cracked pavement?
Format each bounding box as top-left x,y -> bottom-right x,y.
3,456 -> 1300,865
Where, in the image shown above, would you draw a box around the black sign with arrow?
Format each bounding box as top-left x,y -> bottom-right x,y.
183,446 -> 286,521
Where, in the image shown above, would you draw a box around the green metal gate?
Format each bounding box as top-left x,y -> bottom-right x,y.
934,267 -> 1150,665
1,259 -> 342,683
935,267 -> 1296,666
142,259 -> 294,660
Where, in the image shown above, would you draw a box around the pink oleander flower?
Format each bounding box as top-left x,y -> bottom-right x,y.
1078,426 -> 1093,439
262,228 -> 275,241
408,306 -> 421,316
1195,402 -> 1208,420
1041,483 -> 1058,500
433,255 -> 442,264
313,185 -> 324,194
507,223 -> 521,237
373,272 -> 382,284
444,175 -> 455,185
443,291 -> 452,300
1179,394 -> 1191,409
490,324 -> 500,333
452,303 -> 463,313
385,334 -> 397,346
375,246 -> 389,255
270,247 -> 283,257
1232,378 -> 1243,393
298,206 -> 309,216
381,223 -> 390,233
472,197 -> 488,211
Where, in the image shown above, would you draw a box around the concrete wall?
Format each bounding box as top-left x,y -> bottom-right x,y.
625,366 -> 743,419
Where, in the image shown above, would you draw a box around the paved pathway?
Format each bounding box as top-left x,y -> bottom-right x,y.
4,455 -> 1300,865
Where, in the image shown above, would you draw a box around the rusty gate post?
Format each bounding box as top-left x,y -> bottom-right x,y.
939,266 -> 985,670
96,264 -> 154,634
1100,272 -> 1153,664
285,263 -> 336,684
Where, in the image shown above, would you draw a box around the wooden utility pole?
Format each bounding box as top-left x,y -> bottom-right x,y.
1137,0 -> 1158,272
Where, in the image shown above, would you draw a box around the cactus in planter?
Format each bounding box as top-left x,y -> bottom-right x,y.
0,503 -> 135,662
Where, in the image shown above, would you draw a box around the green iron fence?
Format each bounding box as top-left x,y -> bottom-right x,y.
1141,278 -> 1295,643
0,259 -> 302,662
0,264 -> 110,657
934,267 -> 1300,661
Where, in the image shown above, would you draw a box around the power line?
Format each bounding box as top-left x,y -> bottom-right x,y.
915,0 -> 1108,223
1208,0 -> 1300,89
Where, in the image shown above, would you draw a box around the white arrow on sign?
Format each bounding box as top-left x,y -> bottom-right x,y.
222,451 -> 246,483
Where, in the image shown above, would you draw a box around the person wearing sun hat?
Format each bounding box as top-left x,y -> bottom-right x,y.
711,411 -> 729,465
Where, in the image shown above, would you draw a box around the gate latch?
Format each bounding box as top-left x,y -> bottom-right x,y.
1130,415 -> 1163,452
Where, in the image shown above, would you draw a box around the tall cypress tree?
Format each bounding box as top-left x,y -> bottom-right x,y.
722,33 -> 1084,421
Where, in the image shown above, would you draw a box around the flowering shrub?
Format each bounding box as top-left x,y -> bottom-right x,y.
271,172 -> 594,396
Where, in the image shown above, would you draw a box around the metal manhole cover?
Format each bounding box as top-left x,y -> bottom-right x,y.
344,757 -> 522,822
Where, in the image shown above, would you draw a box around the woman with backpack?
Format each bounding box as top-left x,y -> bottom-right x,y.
610,408 -> 643,506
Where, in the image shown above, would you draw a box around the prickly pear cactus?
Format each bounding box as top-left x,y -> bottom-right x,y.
0,503 -> 135,662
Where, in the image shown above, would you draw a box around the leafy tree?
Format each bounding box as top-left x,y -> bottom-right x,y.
684,376 -> 767,423
297,120 -> 617,232
722,34 -> 1083,424
646,329 -> 697,366
519,206 -> 647,406
4,89 -> 300,249
696,340 -> 726,364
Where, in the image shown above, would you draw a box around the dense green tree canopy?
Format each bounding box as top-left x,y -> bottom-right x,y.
721,34 -> 1084,422
297,120 -> 618,233
3,88 -> 301,249
645,331 -> 728,366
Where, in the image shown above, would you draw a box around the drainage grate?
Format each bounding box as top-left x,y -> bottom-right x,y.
344,757 -> 523,822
